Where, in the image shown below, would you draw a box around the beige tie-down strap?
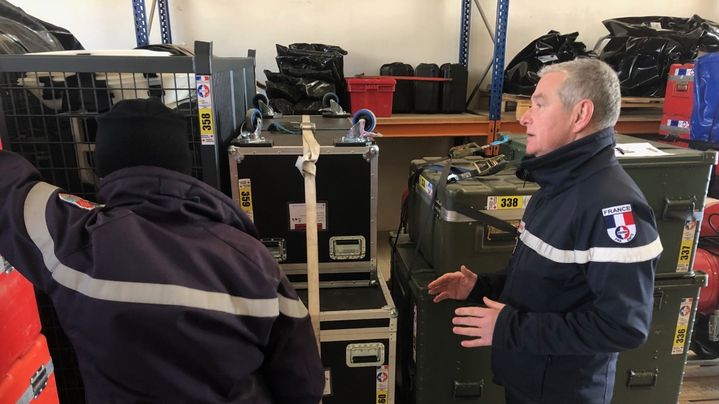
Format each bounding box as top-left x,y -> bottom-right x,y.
296,114 -> 321,351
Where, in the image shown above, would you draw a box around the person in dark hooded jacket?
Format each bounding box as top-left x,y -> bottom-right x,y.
0,98 -> 324,403
428,59 -> 662,404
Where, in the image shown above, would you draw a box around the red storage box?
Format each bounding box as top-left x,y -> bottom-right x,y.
662,63 -> 694,118
0,334 -> 59,404
346,77 -> 396,117
0,264 -> 42,374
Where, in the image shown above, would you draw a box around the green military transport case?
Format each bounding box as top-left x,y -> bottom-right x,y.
391,234 -> 705,404
611,272 -> 706,404
391,235 -> 504,404
406,158 -> 540,275
500,134 -> 717,274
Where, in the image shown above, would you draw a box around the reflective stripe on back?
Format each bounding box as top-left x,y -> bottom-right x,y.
23,182 -> 308,319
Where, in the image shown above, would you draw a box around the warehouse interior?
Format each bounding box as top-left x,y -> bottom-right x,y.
1,0 -> 718,403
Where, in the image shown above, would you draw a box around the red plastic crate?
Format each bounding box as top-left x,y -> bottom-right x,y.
0,265 -> 42,375
346,77 -> 396,117
662,63 -> 694,118
0,334 -> 59,404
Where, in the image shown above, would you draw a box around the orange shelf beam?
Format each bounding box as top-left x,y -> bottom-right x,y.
375,113 -> 661,138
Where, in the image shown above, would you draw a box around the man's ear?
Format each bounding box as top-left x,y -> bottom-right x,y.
572,99 -> 594,133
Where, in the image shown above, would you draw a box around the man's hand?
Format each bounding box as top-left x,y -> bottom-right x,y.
452,297 -> 506,347
428,265 -> 478,303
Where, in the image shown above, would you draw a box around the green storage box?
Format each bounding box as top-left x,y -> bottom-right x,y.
392,234 -> 705,404
391,236 -> 504,404
611,272 -> 706,404
406,157 -> 539,274
500,134 -> 717,274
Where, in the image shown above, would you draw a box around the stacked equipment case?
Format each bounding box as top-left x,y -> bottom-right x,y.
406,156 -> 539,275
392,235 -> 504,404
228,112 -> 396,403
497,133 -> 715,403
391,235 -> 707,404
392,134 -> 714,403
500,134 -> 717,275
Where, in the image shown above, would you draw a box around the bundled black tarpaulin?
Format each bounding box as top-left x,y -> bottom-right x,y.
503,31 -> 595,96
0,0 -> 83,53
264,43 -> 348,114
597,15 -> 719,97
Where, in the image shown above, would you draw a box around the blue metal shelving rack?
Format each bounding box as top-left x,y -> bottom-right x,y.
133,0 -> 173,47
459,0 -> 510,142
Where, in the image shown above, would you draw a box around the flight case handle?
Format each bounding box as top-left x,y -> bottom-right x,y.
662,197 -> 696,221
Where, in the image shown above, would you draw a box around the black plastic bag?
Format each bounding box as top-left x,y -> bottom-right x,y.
266,80 -> 304,102
0,16 -> 59,53
602,15 -> 719,54
269,98 -> 295,115
293,98 -> 323,114
268,43 -> 349,113
0,0 -> 83,51
597,15 -> 719,97
599,36 -> 683,97
504,31 -> 595,95
301,78 -> 335,99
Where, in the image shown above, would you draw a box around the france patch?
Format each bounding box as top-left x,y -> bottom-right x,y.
58,193 -> 103,211
602,204 -> 636,244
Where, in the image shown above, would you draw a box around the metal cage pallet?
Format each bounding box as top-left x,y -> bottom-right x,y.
0,41 -> 255,198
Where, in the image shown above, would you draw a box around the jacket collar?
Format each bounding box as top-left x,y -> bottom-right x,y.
516,127 -> 618,195
97,166 -> 258,237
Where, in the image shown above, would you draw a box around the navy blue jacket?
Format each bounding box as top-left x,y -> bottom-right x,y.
0,151 -> 324,404
469,128 -> 662,403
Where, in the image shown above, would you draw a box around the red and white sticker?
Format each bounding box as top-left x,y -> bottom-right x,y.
376,364 -> 389,404
58,193 -> 103,211
288,203 -> 327,231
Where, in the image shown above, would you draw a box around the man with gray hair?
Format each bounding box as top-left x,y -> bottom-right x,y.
429,58 -> 662,403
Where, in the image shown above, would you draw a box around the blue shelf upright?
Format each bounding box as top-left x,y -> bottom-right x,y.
489,0 -> 509,121
133,0 -> 173,46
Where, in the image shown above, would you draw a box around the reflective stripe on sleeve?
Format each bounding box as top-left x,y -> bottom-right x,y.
519,228 -> 663,264
23,182 -> 307,319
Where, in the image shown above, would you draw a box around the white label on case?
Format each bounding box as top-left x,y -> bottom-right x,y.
289,202 -> 327,231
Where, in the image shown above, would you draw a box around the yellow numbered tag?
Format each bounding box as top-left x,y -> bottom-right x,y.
676,218 -> 697,272
672,298 -> 693,354
487,195 -> 530,210
238,178 -> 254,222
419,175 -> 433,197
199,108 -> 214,136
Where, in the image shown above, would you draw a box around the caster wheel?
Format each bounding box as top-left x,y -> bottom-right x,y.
244,108 -> 262,132
252,93 -> 269,109
351,108 -> 376,132
322,92 -> 339,108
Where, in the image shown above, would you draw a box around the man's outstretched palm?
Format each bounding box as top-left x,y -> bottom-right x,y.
428,265 -> 478,303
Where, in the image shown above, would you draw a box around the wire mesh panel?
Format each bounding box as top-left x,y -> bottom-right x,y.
0,69 -> 203,199
0,42 -> 255,402
0,43 -> 254,198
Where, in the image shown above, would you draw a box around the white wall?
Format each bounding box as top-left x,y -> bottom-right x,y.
10,0 -> 717,92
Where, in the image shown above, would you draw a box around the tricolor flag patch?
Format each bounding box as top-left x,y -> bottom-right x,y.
602,204 -> 636,244
58,193 -> 103,211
